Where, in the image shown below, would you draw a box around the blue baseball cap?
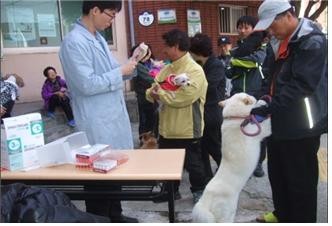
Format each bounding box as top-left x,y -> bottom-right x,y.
218,36 -> 231,45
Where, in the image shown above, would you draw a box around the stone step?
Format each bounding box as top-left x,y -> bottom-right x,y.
11,93 -> 139,144
44,123 -> 76,143
42,112 -> 69,130
13,92 -> 139,124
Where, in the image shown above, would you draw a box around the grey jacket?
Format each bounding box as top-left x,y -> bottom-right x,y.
262,18 -> 327,140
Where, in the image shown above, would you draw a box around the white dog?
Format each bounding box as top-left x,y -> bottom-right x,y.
192,93 -> 271,223
154,73 -> 190,111
171,73 -> 191,87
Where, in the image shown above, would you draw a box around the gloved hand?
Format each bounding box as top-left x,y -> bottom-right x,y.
254,95 -> 272,108
254,114 -> 267,123
250,105 -> 270,118
261,95 -> 272,103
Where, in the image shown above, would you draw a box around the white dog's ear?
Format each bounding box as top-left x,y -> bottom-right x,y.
243,96 -> 254,105
218,100 -> 226,107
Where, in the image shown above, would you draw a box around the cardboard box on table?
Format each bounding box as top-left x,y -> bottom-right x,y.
36,131 -> 108,168
1,113 -> 110,171
1,113 -> 44,171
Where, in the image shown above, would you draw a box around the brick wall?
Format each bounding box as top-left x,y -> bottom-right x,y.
125,0 -> 260,60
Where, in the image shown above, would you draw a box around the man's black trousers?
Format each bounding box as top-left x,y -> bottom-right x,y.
159,136 -> 208,193
267,135 -> 321,222
201,124 -> 221,179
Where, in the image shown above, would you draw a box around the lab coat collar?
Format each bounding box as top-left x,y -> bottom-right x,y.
74,19 -> 108,58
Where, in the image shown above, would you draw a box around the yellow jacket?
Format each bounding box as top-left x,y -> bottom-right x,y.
146,53 -> 207,139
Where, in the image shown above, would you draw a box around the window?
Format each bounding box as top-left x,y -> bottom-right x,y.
60,1 -> 114,45
219,5 -> 247,34
60,0 -> 83,37
1,0 -> 61,48
0,0 -> 115,49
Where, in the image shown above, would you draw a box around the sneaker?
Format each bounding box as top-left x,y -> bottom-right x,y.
256,212 -> 278,223
67,119 -> 76,127
192,190 -> 203,204
153,191 -> 182,203
253,163 -> 265,177
46,111 -> 55,119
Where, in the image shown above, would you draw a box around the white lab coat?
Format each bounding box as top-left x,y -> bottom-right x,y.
59,20 -> 133,149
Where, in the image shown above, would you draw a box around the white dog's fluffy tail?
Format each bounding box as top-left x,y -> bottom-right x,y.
192,201 -> 216,223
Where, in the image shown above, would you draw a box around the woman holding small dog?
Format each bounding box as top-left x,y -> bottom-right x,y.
189,33 -> 226,179
131,44 -> 159,140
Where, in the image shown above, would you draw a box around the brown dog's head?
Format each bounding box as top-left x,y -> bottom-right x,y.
139,131 -> 158,149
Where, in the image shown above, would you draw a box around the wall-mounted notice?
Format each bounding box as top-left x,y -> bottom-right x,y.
187,9 -> 202,37
37,14 -> 56,37
158,9 -> 176,24
6,7 -> 36,41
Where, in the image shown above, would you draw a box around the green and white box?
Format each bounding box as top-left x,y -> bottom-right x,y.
1,113 -> 44,171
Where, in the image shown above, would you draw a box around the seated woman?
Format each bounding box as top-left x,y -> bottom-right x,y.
41,66 -> 75,127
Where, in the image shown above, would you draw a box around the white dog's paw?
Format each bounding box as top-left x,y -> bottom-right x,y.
192,202 -> 216,223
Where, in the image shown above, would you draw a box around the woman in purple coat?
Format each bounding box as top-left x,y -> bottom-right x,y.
41,66 -> 75,127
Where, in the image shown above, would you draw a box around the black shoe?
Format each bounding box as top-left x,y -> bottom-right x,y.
111,214 -> 139,223
153,191 -> 182,203
253,163 -> 265,177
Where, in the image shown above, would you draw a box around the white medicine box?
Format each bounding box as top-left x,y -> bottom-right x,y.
1,113 -> 44,171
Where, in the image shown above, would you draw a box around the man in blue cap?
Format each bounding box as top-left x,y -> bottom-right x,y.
251,0 -> 327,223
217,36 -> 232,97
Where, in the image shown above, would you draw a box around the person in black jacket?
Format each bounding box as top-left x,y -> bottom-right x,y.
131,44 -> 158,141
251,0 -> 327,223
226,15 -> 268,178
1,183 -> 109,223
217,36 -> 232,97
190,33 -> 226,180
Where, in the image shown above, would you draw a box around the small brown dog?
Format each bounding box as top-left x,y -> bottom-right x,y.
139,131 -> 158,149
2,73 -> 25,88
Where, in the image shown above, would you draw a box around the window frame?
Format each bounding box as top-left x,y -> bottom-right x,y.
219,4 -> 247,35
1,0 -> 117,55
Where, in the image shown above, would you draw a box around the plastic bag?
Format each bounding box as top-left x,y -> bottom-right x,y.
131,42 -> 148,62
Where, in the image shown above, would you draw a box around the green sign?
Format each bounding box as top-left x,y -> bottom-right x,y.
30,121 -> 44,135
158,9 -> 176,24
7,138 -> 22,154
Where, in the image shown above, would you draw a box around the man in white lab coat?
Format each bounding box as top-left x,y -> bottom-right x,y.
59,1 -> 138,223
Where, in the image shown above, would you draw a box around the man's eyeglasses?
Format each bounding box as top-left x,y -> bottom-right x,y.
103,11 -> 116,19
